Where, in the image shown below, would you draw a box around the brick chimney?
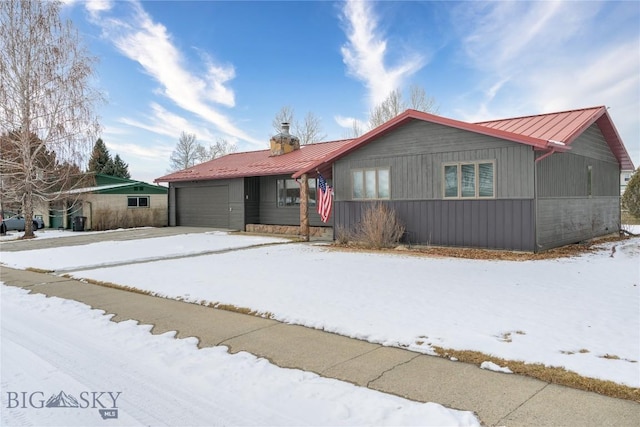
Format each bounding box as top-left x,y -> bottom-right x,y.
270,122 -> 300,156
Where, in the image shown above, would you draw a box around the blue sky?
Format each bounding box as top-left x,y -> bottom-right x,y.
61,0 -> 640,183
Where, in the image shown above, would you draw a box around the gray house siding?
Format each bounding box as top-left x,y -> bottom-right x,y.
168,175 -> 329,230
535,124 -> 621,250
333,120 -> 536,250
333,119 -> 535,200
334,200 -> 535,251
258,175 -> 330,226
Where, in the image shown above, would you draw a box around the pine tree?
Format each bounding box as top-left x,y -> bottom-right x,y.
112,154 -> 130,179
101,157 -> 116,176
88,138 -> 111,174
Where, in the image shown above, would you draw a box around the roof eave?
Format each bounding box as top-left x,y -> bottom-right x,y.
596,111 -> 635,170
293,109 -> 549,178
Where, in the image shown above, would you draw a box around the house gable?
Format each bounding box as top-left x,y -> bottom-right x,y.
333,119 -> 535,201
294,106 -> 634,179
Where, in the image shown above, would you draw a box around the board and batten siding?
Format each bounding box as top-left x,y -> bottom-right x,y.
168,178 -> 245,229
258,175 -> 330,226
535,123 -> 621,250
332,119 -> 536,251
335,199 -> 535,251
333,119 -> 535,200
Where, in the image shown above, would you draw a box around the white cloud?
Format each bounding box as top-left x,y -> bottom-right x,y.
106,140 -> 173,162
334,114 -> 367,132
451,1 -> 640,164
85,0 -> 263,148
340,0 -> 425,108
115,102 -> 242,153
85,0 -> 113,19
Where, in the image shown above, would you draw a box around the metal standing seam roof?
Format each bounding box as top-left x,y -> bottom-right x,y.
156,106 -> 634,184
293,106 -> 634,178
475,106 -> 634,170
155,139 -> 354,183
475,106 -> 603,144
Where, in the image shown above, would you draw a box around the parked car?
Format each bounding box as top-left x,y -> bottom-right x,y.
1,214 -> 45,232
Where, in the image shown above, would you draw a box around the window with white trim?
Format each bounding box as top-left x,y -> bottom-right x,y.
443,161 -> 495,199
352,168 -> 390,199
128,196 -> 150,208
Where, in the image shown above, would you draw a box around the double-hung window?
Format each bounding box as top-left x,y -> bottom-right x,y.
128,196 -> 150,208
443,161 -> 495,199
352,168 -> 390,199
277,178 -> 317,207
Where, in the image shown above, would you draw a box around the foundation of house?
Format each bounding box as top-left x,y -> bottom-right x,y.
245,224 -> 333,240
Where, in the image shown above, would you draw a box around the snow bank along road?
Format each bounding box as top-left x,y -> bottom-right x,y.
1,285 -> 479,426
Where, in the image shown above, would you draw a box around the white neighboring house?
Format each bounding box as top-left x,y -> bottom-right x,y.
621,169 -> 635,195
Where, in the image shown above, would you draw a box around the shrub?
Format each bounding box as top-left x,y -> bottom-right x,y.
622,168 -> 640,218
353,203 -> 405,249
91,207 -> 166,231
335,226 -> 352,245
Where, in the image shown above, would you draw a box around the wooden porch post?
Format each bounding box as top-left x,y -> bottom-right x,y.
299,173 -> 309,241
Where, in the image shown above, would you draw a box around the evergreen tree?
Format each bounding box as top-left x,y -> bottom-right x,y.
622,168 -> 640,218
101,157 -> 116,176
112,154 -> 130,179
88,138 -> 111,174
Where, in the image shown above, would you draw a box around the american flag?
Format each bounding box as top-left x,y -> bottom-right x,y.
317,173 -> 333,223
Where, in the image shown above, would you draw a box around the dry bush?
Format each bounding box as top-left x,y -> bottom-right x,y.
353,203 -> 405,249
91,208 -> 166,231
335,226 -> 353,245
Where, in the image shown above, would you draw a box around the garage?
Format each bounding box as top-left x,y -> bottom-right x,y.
175,185 -> 229,228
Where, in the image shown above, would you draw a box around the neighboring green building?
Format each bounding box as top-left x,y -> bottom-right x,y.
47,174 -> 168,230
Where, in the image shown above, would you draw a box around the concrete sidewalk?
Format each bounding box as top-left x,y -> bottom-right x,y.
1,265 -> 638,426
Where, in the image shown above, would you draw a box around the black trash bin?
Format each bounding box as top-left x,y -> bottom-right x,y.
72,216 -> 86,232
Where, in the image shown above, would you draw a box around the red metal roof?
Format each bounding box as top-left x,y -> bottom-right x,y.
474,106 -> 605,143
293,109 -> 561,178
475,106 -> 634,170
157,106 -> 634,184
294,106 -> 634,178
155,139 -> 354,183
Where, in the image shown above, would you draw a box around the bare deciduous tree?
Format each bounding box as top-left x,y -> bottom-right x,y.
272,106 -> 295,135
409,84 -> 437,113
342,119 -> 365,139
296,112 -> 327,146
0,0 -> 102,238
169,132 -> 200,171
202,138 -> 236,160
169,132 -> 236,172
368,84 -> 438,129
272,106 -> 327,145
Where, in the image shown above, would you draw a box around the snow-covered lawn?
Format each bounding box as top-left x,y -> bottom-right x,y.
1,231 -> 288,271
2,231 -> 639,389
0,227 -> 137,242
1,285 -> 477,426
